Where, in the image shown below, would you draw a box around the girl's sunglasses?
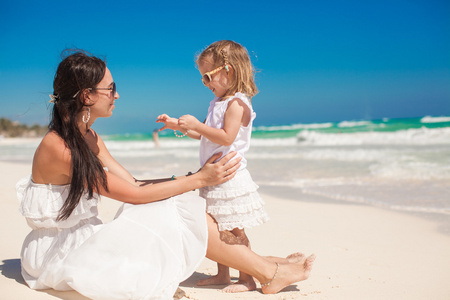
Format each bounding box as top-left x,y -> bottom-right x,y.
201,65 -> 228,86
73,82 -> 117,98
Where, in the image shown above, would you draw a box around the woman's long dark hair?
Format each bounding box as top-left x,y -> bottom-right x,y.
50,50 -> 108,221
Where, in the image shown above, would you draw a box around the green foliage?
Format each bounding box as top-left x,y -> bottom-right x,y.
0,118 -> 47,137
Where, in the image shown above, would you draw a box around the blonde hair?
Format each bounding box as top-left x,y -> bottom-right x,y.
196,40 -> 258,99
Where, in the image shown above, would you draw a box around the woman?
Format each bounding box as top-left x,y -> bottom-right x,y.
17,50 -> 314,299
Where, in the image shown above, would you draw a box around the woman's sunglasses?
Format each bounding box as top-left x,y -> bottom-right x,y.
73,82 -> 117,98
92,82 -> 117,96
201,65 -> 229,86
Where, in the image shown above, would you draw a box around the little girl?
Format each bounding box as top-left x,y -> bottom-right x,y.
157,40 -> 269,293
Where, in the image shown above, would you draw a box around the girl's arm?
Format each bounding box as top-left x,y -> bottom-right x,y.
184,129 -> 202,140
156,113 -> 202,140
179,98 -> 248,146
156,114 -> 180,131
183,118 -> 207,140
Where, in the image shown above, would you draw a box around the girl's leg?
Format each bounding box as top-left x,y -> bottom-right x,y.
222,228 -> 257,293
196,230 -> 238,286
205,214 -> 315,294
197,228 -> 255,286
196,262 -> 230,286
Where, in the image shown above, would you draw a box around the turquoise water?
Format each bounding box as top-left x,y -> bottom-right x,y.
2,115 -> 449,216
103,116 -> 450,141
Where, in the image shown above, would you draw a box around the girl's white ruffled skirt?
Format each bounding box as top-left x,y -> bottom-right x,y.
200,169 -> 269,231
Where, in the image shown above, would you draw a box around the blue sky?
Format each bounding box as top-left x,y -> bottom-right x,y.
1,0 -> 449,134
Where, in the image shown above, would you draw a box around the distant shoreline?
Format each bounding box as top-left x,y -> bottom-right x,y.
0,118 -> 47,138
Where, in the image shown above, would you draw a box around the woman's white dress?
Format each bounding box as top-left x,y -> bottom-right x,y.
16,176 -> 208,300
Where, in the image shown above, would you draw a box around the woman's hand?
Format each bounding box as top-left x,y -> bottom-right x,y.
156,114 -> 179,131
197,152 -> 241,186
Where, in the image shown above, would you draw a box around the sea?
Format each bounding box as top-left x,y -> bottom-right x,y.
1,115 -> 449,227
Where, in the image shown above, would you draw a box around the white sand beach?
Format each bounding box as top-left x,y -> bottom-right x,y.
1,160 -> 450,299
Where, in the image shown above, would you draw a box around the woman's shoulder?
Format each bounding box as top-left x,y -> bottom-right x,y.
42,130 -> 62,142
39,131 -> 69,156
32,131 -> 72,184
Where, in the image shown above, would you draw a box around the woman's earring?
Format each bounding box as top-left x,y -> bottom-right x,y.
225,65 -> 229,74
82,107 -> 91,124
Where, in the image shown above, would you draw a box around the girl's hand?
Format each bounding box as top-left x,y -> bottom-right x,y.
156,114 -> 179,131
197,152 -> 241,186
178,115 -> 201,131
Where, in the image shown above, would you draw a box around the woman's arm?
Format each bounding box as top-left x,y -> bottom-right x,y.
32,129 -> 241,204
95,134 -> 138,185
178,98 -> 248,146
92,130 -> 241,202
99,152 -> 241,204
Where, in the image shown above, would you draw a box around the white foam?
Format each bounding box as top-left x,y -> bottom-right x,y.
250,137 -> 297,147
254,122 -> 333,131
420,116 -> 450,123
337,120 -> 373,128
105,139 -> 200,150
302,149 -> 387,161
296,127 -> 450,145
370,160 -> 450,180
0,137 -> 41,146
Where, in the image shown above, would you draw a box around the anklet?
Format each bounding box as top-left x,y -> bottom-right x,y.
261,262 -> 279,288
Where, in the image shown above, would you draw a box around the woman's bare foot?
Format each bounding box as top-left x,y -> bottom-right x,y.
264,252 -> 306,264
261,254 -> 316,294
286,252 -> 306,263
197,273 -> 231,286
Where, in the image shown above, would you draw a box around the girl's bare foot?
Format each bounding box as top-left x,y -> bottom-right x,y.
198,263 -> 231,286
197,273 -> 231,286
261,254 -> 316,294
222,279 -> 257,293
222,273 -> 257,293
